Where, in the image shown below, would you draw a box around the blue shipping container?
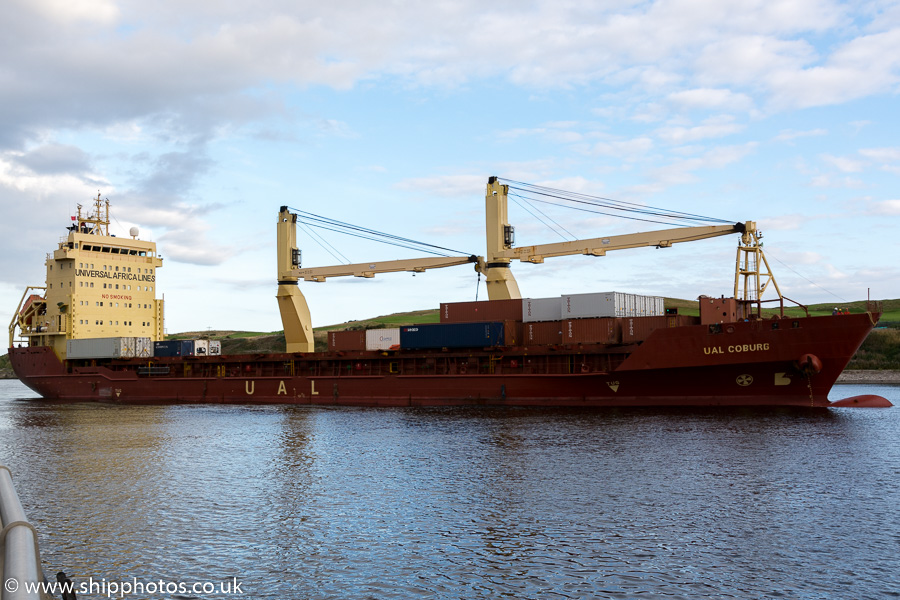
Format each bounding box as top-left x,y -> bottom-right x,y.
400,322 -> 505,349
153,340 -> 183,357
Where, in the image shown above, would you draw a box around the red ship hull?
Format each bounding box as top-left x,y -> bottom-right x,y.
8,313 -> 887,408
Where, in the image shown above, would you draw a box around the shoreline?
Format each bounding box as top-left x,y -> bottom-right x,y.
835,370 -> 900,385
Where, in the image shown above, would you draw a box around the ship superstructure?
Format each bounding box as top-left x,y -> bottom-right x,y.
9,193 -> 164,358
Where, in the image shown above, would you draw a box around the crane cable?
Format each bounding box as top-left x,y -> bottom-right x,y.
287,206 -> 473,261
501,178 -> 735,228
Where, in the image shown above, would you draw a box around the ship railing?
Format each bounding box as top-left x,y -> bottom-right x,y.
0,465 -> 51,600
749,296 -> 809,319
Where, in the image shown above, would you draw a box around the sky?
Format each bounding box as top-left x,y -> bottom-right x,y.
2,0 -> 899,335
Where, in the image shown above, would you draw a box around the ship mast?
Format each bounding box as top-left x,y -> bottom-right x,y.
734,225 -> 785,316
75,192 -> 111,236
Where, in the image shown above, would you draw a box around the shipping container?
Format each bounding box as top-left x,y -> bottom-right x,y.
622,316 -> 671,343
135,337 -> 154,357
501,320 -> 522,346
562,318 -> 620,344
400,322 -> 505,349
153,340 -> 183,357
366,328 -> 401,350
180,340 -> 195,356
440,299 -> 523,323
208,340 -> 222,356
522,297 -> 562,322
329,330 -> 367,351
192,340 -> 210,356
66,336 -> 151,359
67,337 -> 125,359
561,292 -> 627,319
523,321 -> 563,345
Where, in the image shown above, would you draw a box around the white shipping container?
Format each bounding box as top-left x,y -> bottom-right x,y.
561,292 -> 627,319
192,340 -> 210,356
208,340 -> 222,356
135,337 -> 153,357
624,293 -> 637,317
522,297 -> 562,322
366,328 -> 401,350
654,296 -> 665,316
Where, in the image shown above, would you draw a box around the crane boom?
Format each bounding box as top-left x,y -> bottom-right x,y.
294,255 -> 479,282
493,223 -> 746,263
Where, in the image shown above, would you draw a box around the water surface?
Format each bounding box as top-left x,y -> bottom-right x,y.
2,380 -> 899,599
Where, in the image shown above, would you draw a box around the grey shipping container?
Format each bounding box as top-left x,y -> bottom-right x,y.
400,322 -> 505,349
209,340 -> 222,355
522,297 -> 562,322
66,336 -> 151,359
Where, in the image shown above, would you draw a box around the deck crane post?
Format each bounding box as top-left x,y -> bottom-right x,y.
277,207 -> 315,352
276,206 -> 480,353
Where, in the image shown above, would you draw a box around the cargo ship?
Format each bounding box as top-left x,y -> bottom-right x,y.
7,180 -> 890,408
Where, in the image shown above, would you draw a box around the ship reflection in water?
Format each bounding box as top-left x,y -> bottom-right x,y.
2,379 -> 899,599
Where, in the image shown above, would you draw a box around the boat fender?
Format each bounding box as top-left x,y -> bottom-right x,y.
797,353 -> 822,375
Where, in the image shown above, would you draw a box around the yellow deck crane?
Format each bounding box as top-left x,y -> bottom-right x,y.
276,207 -> 479,352
482,177 -> 783,313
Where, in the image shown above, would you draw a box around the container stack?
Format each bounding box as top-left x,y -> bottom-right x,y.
325,292 -> 676,352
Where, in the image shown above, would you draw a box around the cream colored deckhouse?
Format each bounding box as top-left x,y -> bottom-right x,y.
10,193 -> 164,358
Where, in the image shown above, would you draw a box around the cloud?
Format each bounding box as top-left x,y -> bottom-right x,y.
667,88 -> 754,111
866,199 -> 900,215
590,137 -> 654,158
773,128 -> 827,142
821,154 -> 864,173
395,174 -> 486,198
12,144 -> 93,175
647,142 -> 758,185
655,115 -> 745,144
809,174 -> 865,188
